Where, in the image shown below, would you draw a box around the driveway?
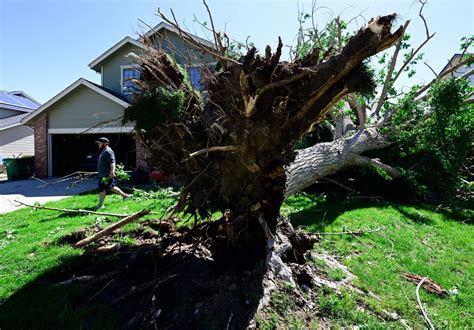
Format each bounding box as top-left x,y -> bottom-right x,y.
0,177 -> 96,214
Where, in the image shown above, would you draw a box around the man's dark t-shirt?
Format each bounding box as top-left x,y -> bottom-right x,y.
98,146 -> 115,177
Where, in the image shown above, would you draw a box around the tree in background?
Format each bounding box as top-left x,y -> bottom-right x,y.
285,1 -> 473,201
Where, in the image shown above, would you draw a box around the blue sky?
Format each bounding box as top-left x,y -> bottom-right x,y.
1,0 -> 472,104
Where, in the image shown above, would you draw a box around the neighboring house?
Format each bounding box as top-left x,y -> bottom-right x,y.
439,53 -> 473,103
21,22 -> 216,177
0,91 -> 41,166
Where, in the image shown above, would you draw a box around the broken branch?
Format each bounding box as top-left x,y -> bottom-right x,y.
156,8 -> 240,66
351,154 -> 402,178
188,145 -> 240,159
373,20 -> 411,117
13,200 -> 127,217
75,210 -> 150,247
401,272 -> 448,296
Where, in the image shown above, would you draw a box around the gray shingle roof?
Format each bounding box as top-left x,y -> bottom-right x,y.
0,113 -> 29,131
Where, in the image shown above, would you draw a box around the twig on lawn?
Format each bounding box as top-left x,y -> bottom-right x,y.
378,232 -> 395,253
226,313 -> 234,330
402,272 -> 448,296
36,171 -> 97,187
345,195 -> 384,203
350,233 -> 370,248
163,191 -> 189,222
55,275 -> 94,286
111,274 -> 178,305
14,199 -> 161,217
13,199 -> 127,217
86,279 -> 115,302
75,210 -> 150,247
315,227 -> 381,236
322,177 -> 358,193
416,277 -> 435,330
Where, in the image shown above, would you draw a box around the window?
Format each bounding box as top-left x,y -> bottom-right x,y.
188,66 -> 203,91
186,63 -> 217,92
121,66 -> 141,94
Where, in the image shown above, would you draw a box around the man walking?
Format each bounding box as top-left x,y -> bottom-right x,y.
96,137 -> 130,209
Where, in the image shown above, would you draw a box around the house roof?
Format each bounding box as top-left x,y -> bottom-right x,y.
141,21 -> 216,50
89,37 -> 146,72
21,78 -> 131,126
0,90 -> 41,112
439,53 -> 473,75
89,22 -> 216,73
0,113 -> 30,131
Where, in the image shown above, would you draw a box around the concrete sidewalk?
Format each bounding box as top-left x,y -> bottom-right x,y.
0,177 -> 96,214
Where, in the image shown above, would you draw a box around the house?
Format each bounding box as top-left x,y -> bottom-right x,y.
0,91 -> 41,167
439,53 -> 473,103
21,22 -> 217,178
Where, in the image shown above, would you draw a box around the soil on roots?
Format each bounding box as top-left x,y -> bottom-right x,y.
1,218 -> 321,329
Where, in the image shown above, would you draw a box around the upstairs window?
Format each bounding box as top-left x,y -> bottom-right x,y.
186,63 -> 217,92
121,65 -> 141,94
188,66 -> 203,91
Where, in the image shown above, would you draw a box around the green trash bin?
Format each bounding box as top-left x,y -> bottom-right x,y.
2,157 -> 35,180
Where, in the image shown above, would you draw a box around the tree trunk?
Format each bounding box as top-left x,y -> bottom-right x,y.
285,128 -> 390,197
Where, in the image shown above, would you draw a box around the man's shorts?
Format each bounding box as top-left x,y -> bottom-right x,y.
98,177 -> 116,192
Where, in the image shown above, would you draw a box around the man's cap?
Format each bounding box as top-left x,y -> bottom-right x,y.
95,137 -> 109,143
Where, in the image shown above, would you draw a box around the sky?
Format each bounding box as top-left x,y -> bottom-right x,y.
0,0 -> 473,104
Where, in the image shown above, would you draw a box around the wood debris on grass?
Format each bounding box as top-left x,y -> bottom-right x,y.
401,272 -> 448,296
75,210 -> 151,247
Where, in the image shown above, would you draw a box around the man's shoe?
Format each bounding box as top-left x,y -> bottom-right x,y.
123,194 -> 130,201
96,205 -> 105,210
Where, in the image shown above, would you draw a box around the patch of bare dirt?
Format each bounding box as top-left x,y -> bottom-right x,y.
49,219 -> 269,329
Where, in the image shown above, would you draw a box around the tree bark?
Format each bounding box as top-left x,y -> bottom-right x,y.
285,128 -> 391,197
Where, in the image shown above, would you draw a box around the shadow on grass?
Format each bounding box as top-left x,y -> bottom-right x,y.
287,194 -> 384,232
436,206 -> 473,225
0,243 -> 264,329
287,193 -> 472,233
38,210 -> 97,222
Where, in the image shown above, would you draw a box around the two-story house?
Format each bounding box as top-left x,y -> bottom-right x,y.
21,22 -> 216,177
439,53 -> 473,103
0,91 -> 41,166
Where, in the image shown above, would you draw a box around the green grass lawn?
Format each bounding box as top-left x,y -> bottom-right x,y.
0,188 -> 472,328
0,190 -> 178,329
282,192 -> 473,328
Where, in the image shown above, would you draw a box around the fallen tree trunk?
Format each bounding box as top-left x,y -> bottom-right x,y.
285,127 -> 396,197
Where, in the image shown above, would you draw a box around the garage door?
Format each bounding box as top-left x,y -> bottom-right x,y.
50,133 -> 136,176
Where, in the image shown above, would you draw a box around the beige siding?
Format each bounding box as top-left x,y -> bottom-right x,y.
0,125 -> 34,158
102,43 -> 143,95
151,30 -> 216,65
48,85 -> 126,129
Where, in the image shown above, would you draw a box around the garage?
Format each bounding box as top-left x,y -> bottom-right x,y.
20,79 -> 147,178
50,133 -> 136,176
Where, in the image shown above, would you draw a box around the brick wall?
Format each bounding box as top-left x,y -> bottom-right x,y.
135,135 -> 150,171
33,114 -> 48,178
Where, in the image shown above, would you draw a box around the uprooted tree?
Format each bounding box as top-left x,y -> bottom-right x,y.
285,1 -> 473,200
123,12 -> 405,262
